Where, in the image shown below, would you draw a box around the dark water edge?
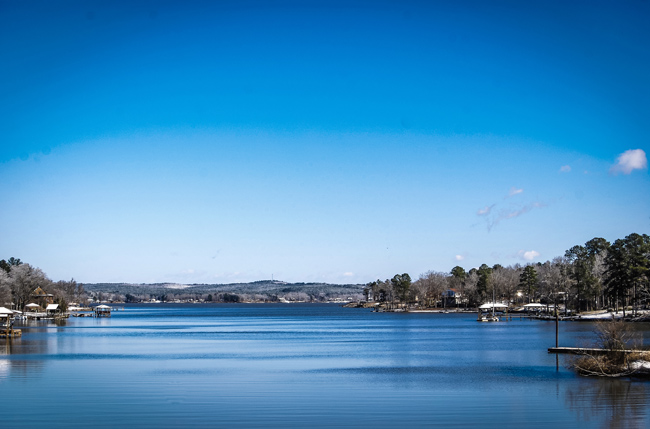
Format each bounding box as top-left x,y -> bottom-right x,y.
1,303 -> 649,428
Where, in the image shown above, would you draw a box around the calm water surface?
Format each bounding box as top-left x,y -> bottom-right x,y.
1,304 -> 649,428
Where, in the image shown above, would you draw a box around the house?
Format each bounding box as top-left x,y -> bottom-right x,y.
443,289 -> 462,307
31,287 -> 54,306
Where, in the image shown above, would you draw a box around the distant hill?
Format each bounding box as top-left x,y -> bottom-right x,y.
84,280 -> 365,302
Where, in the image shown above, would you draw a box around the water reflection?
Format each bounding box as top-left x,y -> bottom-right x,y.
0,329 -> 51,379
565,378 -> 650,429
0,305 -> 648,428
18,318 -> 68,328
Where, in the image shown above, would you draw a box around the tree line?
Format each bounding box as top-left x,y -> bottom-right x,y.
90,282 -> 364,303
364,233 -> 650,315
2,232 -> 648,311
0,258 -> 86,311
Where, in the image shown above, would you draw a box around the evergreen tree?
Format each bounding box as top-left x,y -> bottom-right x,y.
476,264 -> 492,300
519,265 -> 538,303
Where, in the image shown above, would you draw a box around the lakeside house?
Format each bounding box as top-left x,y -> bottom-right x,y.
30,287 -> 54,307
442,289 -> 462,307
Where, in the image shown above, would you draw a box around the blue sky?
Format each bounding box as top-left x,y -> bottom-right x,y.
1,0 -> 648,284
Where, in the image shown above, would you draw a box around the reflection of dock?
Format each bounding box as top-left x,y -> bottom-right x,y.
0,328 -> 21,338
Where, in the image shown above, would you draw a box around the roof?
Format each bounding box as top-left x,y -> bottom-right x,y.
31,287 -> 53,297
25,303 -> 41,308
0,307 -> 14,315
479,303 -> 508,309
524,303 -> 545,308
95,305 -> 111,309
46,304 -> 59,310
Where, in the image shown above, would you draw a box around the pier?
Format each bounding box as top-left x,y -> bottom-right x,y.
548,347 -> 636,355
0,307 -> 20,337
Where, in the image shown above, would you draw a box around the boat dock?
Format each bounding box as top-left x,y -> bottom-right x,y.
548,347 -> 636,355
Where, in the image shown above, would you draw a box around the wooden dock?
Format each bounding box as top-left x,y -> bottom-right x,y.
548,347 -> 635,355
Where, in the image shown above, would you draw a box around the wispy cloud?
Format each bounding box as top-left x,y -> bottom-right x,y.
502,202 -> 545,220
455,254 -> 465,261
507,187 -> 523,197
477,205 -> 494,216
343,272 -> 354,277
559,165 -> 571,173
610,149 -> 647,175
518,250 -> 540,261
476,188 -> 545,231
479,202 -> 546,231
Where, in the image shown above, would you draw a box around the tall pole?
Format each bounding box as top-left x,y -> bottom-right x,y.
555,302 -> 559,371
555,305 -> 559,348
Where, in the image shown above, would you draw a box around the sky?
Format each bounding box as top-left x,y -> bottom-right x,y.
1,0 -> 649,285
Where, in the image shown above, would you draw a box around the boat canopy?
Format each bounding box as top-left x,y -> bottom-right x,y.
479,303 -> 508,309
523,303 -> 545,308
0,307 -> 14,316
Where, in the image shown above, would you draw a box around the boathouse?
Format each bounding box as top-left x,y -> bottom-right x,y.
25,303 -> 41,312
46,304 -> 61,317
94,305 -> 111,317
0,306 -> 21,338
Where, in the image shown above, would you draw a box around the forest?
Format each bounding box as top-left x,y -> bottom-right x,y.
82,280 -> 364,303
0,257 -> 85,310
1,233 -> 648,310
368,233 -> 650,315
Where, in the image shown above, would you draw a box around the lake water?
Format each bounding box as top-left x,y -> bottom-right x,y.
1,304 -> 649,428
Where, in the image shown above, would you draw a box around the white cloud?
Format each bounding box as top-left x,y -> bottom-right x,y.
507,187 -> 523,197
455,255 -> 465,261
610,149 -> 647,175
343,272 -> 354,277
559,165 -> 571,173
518,250 -> 540,261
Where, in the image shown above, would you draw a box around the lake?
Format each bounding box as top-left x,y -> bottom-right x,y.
2,304 -> 649,428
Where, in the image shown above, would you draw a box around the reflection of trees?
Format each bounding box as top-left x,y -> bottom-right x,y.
565,379 -> 650,429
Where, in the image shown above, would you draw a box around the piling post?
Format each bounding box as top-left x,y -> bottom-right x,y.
555,307 -> 559,348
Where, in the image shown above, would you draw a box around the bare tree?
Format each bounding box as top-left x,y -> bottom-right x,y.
571,320 -> 647,377
4,264 -> 52,309
464,270 -> 479,307
414,271 -> 449,308
50,278 -> 87,305
488,265 -> 520,305
0,270 -> 13,306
